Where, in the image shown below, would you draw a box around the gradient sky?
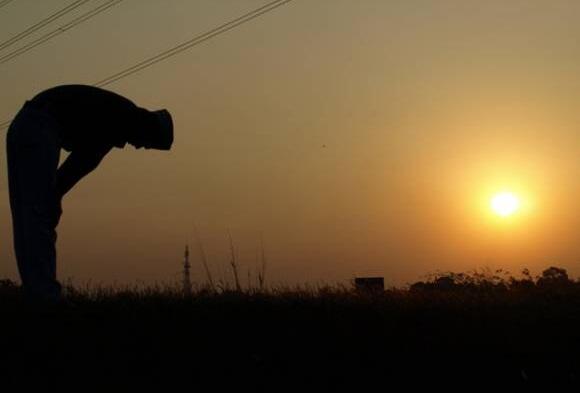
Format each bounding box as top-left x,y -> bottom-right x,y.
2,0 -> 580,288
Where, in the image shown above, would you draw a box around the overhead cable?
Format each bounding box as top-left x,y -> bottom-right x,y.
0,0 -> 92,52
0,119 -> 11,129
0,0 -> 14,11
0,0 -> 123,65
95,0 -> 293,87
0,0 -> 295,129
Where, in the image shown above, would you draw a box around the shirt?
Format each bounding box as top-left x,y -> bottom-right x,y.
30,84 -> 157,152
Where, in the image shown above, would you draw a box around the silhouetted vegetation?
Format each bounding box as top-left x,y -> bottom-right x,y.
411,266 -> 578,293
1,267 -> 580,389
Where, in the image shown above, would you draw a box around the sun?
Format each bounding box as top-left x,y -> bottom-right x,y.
490,192 -> 520,217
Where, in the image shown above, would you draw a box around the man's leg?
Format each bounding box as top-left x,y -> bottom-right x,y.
7,110 -> 61,302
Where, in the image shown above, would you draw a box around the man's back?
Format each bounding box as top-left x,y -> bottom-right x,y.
30,84 -> 156,151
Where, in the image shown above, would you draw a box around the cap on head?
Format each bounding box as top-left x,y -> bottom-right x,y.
147,109 -> 173,150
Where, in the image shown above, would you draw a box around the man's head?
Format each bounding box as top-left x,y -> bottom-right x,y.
130,109 -> 173,150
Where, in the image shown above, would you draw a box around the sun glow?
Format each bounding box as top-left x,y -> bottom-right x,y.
491,192 -> 520,217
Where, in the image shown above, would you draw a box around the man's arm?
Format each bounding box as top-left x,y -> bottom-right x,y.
55,144 -> 113,198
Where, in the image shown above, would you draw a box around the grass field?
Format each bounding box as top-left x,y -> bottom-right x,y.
1,268 -> 579,390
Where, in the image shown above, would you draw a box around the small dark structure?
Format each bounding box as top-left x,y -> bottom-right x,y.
354,277 -> 385,293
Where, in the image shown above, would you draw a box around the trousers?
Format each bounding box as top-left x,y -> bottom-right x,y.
6,102 -> 62,301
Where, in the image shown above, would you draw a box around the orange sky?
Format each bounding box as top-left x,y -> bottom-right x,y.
2,0 -> 580,288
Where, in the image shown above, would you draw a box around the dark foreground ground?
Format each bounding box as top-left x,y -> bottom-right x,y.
1,280 -> 580,390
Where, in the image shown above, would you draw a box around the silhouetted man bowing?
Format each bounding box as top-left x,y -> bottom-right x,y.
6,85 -> 173,303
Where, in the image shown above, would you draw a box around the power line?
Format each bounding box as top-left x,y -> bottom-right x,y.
0,0 -> 123,65
0,0 -> 14,11
0,119 -> 11,129
0,0 -> 92,52
96,0 -> 293,87
0,0 -> 295,130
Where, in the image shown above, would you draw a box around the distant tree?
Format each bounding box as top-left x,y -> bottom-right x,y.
434,276 -> 456,290
409,281 -> 429,292
537,266 -> 571,288
508,268 -> 536,291
409,274 -> 459,291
